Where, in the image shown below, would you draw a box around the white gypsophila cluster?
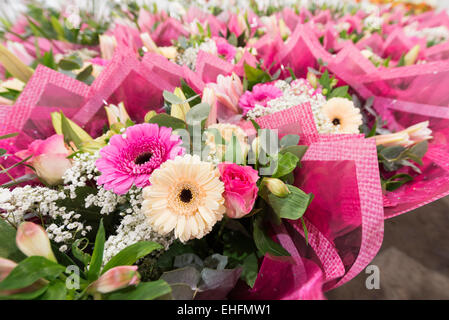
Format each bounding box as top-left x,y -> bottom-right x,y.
0,186 -> 90,251
62,152 -> 99,199
404,23 -> 449,45
176,38 -> 217,70
245,79 -> 338,134
85,186 -> 127,215
103,188 -> 175,263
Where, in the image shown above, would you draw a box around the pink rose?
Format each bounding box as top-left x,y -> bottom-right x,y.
15,134 -> 72,186
218,163 -> 259,219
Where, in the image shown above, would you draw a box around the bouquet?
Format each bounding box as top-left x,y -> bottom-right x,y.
0,0 -> 447,300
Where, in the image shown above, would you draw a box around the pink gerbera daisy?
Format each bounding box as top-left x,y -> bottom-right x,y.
239,83 -> 283,115
96,123 -> 185,195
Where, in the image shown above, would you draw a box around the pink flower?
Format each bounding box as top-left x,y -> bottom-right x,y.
96,124 -> 185,195
15,134 -> 72,186
239,83 -> 283,115
207,73 -> 243,115
218,163 -> 259,219
213,37 -> 237,62
87,266 -> 140,294
16,222 -> 57,262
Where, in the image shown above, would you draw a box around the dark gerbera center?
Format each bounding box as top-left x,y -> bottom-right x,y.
332,118 -> 341,126
179,189 -> 193,203
134,152 -> 153,165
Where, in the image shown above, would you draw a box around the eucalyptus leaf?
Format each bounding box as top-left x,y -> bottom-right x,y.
148,113 -> 186,131
185,103 -> 211,126
163,90 -> 184,105
280,135 -> 300,148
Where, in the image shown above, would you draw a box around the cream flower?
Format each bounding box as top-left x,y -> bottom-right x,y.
321,98 -> 363,134
142,154 -> 225,243
205,123 -> 249,162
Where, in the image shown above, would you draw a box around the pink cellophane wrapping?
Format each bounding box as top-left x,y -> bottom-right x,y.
73,49 -> 172,136
0,65 -> 91,184
373,96 -> 449,218
233,104 -> 384,299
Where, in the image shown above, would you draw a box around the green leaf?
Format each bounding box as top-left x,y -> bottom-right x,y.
250,119 -> 260,131
71,238 -> 91,268
397,54 -> 406,67
268,185 -> 313,220
318,70 -> 332,91
0,218 -> 26,262
163,90 -> 184,105
0,132 -> 19,140
87,219 -> 105,282
185,103 -> 211,126
102,241 -> 163,274
76,64 -> 94,83
384,174 -> 414,192
301,217 -> 309,246
58,59 -> 82,71
148,113 -> 186,131
280,135 -> 300,148
0,256 -> 64,291
58,112 -> 93,149
244,63 -> 271,90
407,140 -> 428,165
50,16 -> 65,41
41,50 -> 56,70
224,133 -> 244,164
379,145 -> 406,161
279,145 -> 308,162
328,86 -> 349,99
253,216 -> 290,257
0,155 -> 31,174
107,280 -> 172,300
241,253 -> 258,288
39,281 -> 67,300
181,79 -> 201,106
272,152 -> 299,178
0,284 -> 49,300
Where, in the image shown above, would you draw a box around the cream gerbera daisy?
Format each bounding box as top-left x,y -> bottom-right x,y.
321,98 -> 363,134
142,154 -> 225,243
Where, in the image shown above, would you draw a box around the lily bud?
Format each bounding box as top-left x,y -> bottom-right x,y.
99,35 -> 117,60
16,222 -> 57,262
251,137 -> 260,159
374,131 -> 412,147
401,121 -> 433,144
105,102 -> 131,126
264,178 -> 290,197
87,266 -> 140,294
307,71 -> 318,89
144,111 -> 157,123
405,45 -> 420,66
170,87 -> 190,121
158,46 -> 178,60
278,19 -> 291,39
202,87 -> 218,126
